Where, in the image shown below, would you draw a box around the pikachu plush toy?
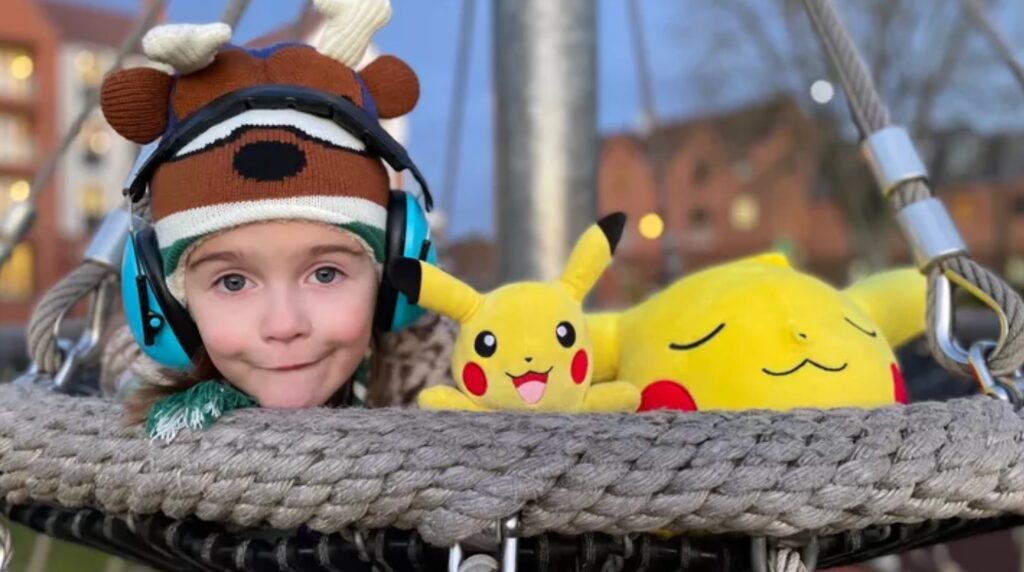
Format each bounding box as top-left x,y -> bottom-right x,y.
588,253 -> 926,412
388,213 -> 640,413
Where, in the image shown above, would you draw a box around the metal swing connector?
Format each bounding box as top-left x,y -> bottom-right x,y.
932,273 -> 1024,403
448,515 -> 521,572
861,126 -> 929,198
895,198 -> 968,271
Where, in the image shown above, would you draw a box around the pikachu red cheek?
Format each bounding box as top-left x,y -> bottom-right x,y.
571,350 -> 588,384
462,362 -> 488,396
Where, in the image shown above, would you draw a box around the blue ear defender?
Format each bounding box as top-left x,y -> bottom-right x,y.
375,190 -> 437,332
121,226 -> 201,369
119,88 -> 437,369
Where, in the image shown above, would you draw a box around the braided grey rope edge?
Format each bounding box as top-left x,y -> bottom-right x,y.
3,384 -> 1024,547
801,0 -> 1024,385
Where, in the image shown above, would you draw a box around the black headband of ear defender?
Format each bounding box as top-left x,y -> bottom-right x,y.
124,84 -> 433,211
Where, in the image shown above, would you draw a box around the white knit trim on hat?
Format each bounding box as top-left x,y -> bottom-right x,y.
154,195 -> 386,251
176,109 -> 367,157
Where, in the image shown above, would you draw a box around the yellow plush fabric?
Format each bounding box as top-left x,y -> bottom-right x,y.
588,253 -> 926,412
389,214 -> 640,413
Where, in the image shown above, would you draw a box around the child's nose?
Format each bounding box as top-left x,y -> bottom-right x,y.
260,291 -> 312,342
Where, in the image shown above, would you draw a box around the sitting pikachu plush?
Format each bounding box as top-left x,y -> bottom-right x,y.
388,213 -> 640,413
588,253 -> 926,412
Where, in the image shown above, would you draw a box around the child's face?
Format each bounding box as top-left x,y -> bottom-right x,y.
183,221 -> 378,408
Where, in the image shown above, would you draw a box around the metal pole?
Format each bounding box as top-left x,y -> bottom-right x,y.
494,0 -> 598,282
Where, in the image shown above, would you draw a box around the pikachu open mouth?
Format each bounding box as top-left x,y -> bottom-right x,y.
507,367 -> 553,405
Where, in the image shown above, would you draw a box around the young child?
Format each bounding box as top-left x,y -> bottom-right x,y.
100,0 -> 428,439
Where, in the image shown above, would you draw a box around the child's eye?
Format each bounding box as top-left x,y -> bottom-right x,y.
312,267 -> 342,284
217,274 -> 247,292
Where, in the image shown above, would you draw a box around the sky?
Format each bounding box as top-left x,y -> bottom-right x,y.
61,0 -> 690,239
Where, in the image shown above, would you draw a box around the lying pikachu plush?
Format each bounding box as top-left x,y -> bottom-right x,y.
588,253 -> 926,412
388,213 -> 641,413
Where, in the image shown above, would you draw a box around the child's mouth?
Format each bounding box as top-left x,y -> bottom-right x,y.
267,358 -> 323,372
506,367 -> 552,405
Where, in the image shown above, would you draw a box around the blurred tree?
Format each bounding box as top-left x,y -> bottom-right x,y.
674,0 -> 1023,269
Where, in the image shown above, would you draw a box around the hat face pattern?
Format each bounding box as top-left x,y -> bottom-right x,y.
100,0 -> 420,283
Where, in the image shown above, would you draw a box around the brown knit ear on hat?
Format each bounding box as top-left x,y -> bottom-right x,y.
360,55 -> 419,119
100,67 -> 174,144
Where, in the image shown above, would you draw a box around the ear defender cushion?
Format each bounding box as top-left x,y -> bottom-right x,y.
120,227 -> 201,368
376,190 -> 436,332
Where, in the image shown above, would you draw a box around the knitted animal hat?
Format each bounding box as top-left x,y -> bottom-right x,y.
99,0 -> 420,303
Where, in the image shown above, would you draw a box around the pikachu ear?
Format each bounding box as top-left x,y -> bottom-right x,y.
845,268 -> 926,347
388,258 -> 482,323
559,212 -> 625,302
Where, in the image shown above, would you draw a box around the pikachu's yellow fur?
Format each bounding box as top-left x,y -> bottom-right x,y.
588,253 -> 926,412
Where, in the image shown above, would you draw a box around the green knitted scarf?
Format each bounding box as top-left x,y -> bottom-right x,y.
145,357 -> 371,442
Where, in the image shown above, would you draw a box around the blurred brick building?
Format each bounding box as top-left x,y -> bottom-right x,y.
0,0 -> 145,324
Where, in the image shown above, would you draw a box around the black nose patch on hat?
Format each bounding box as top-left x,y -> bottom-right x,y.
234,141 -> 307,181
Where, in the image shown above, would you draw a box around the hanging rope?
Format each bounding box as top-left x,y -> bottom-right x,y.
801,0 -> 1024,386
439,0 -> 476,229
958,0 -> 1024,94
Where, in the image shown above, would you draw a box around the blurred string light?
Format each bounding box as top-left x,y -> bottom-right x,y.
729,194 -> 759,231
88,130 -> 111,155
810,79 -> 834,104
639,213 -> 664,240
10,55 -> 33,80
8,181 -> 29,203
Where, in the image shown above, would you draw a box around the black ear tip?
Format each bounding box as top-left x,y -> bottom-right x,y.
387,257 -> 422,303
596,212 -> 627,254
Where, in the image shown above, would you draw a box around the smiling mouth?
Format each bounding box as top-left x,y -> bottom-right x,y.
506,367 -> 553,404
762,359 -> 848,376
265,357 -> 324,372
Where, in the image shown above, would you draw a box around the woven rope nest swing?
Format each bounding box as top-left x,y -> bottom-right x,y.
4,1 -> 1024,570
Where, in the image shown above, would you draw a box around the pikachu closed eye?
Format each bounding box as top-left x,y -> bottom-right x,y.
387,213 -> 640,413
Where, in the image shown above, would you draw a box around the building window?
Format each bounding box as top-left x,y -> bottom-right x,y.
79,183 -> 106,232
1013,196 -> 1024,217
0,112 -> 35,165
687,207 -> 715,250
0,47 -> 34,100
693,160 -> 710,187
0,243 -> 33,300
731,159 -> 753,183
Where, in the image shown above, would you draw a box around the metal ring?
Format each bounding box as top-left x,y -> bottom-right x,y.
448,542 -> 464,572
802,537 -> 820,571
751,537 -> 768,572
931,272 -> 1011,369
967,340 -> 1020,402
501,515 -> 521,572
